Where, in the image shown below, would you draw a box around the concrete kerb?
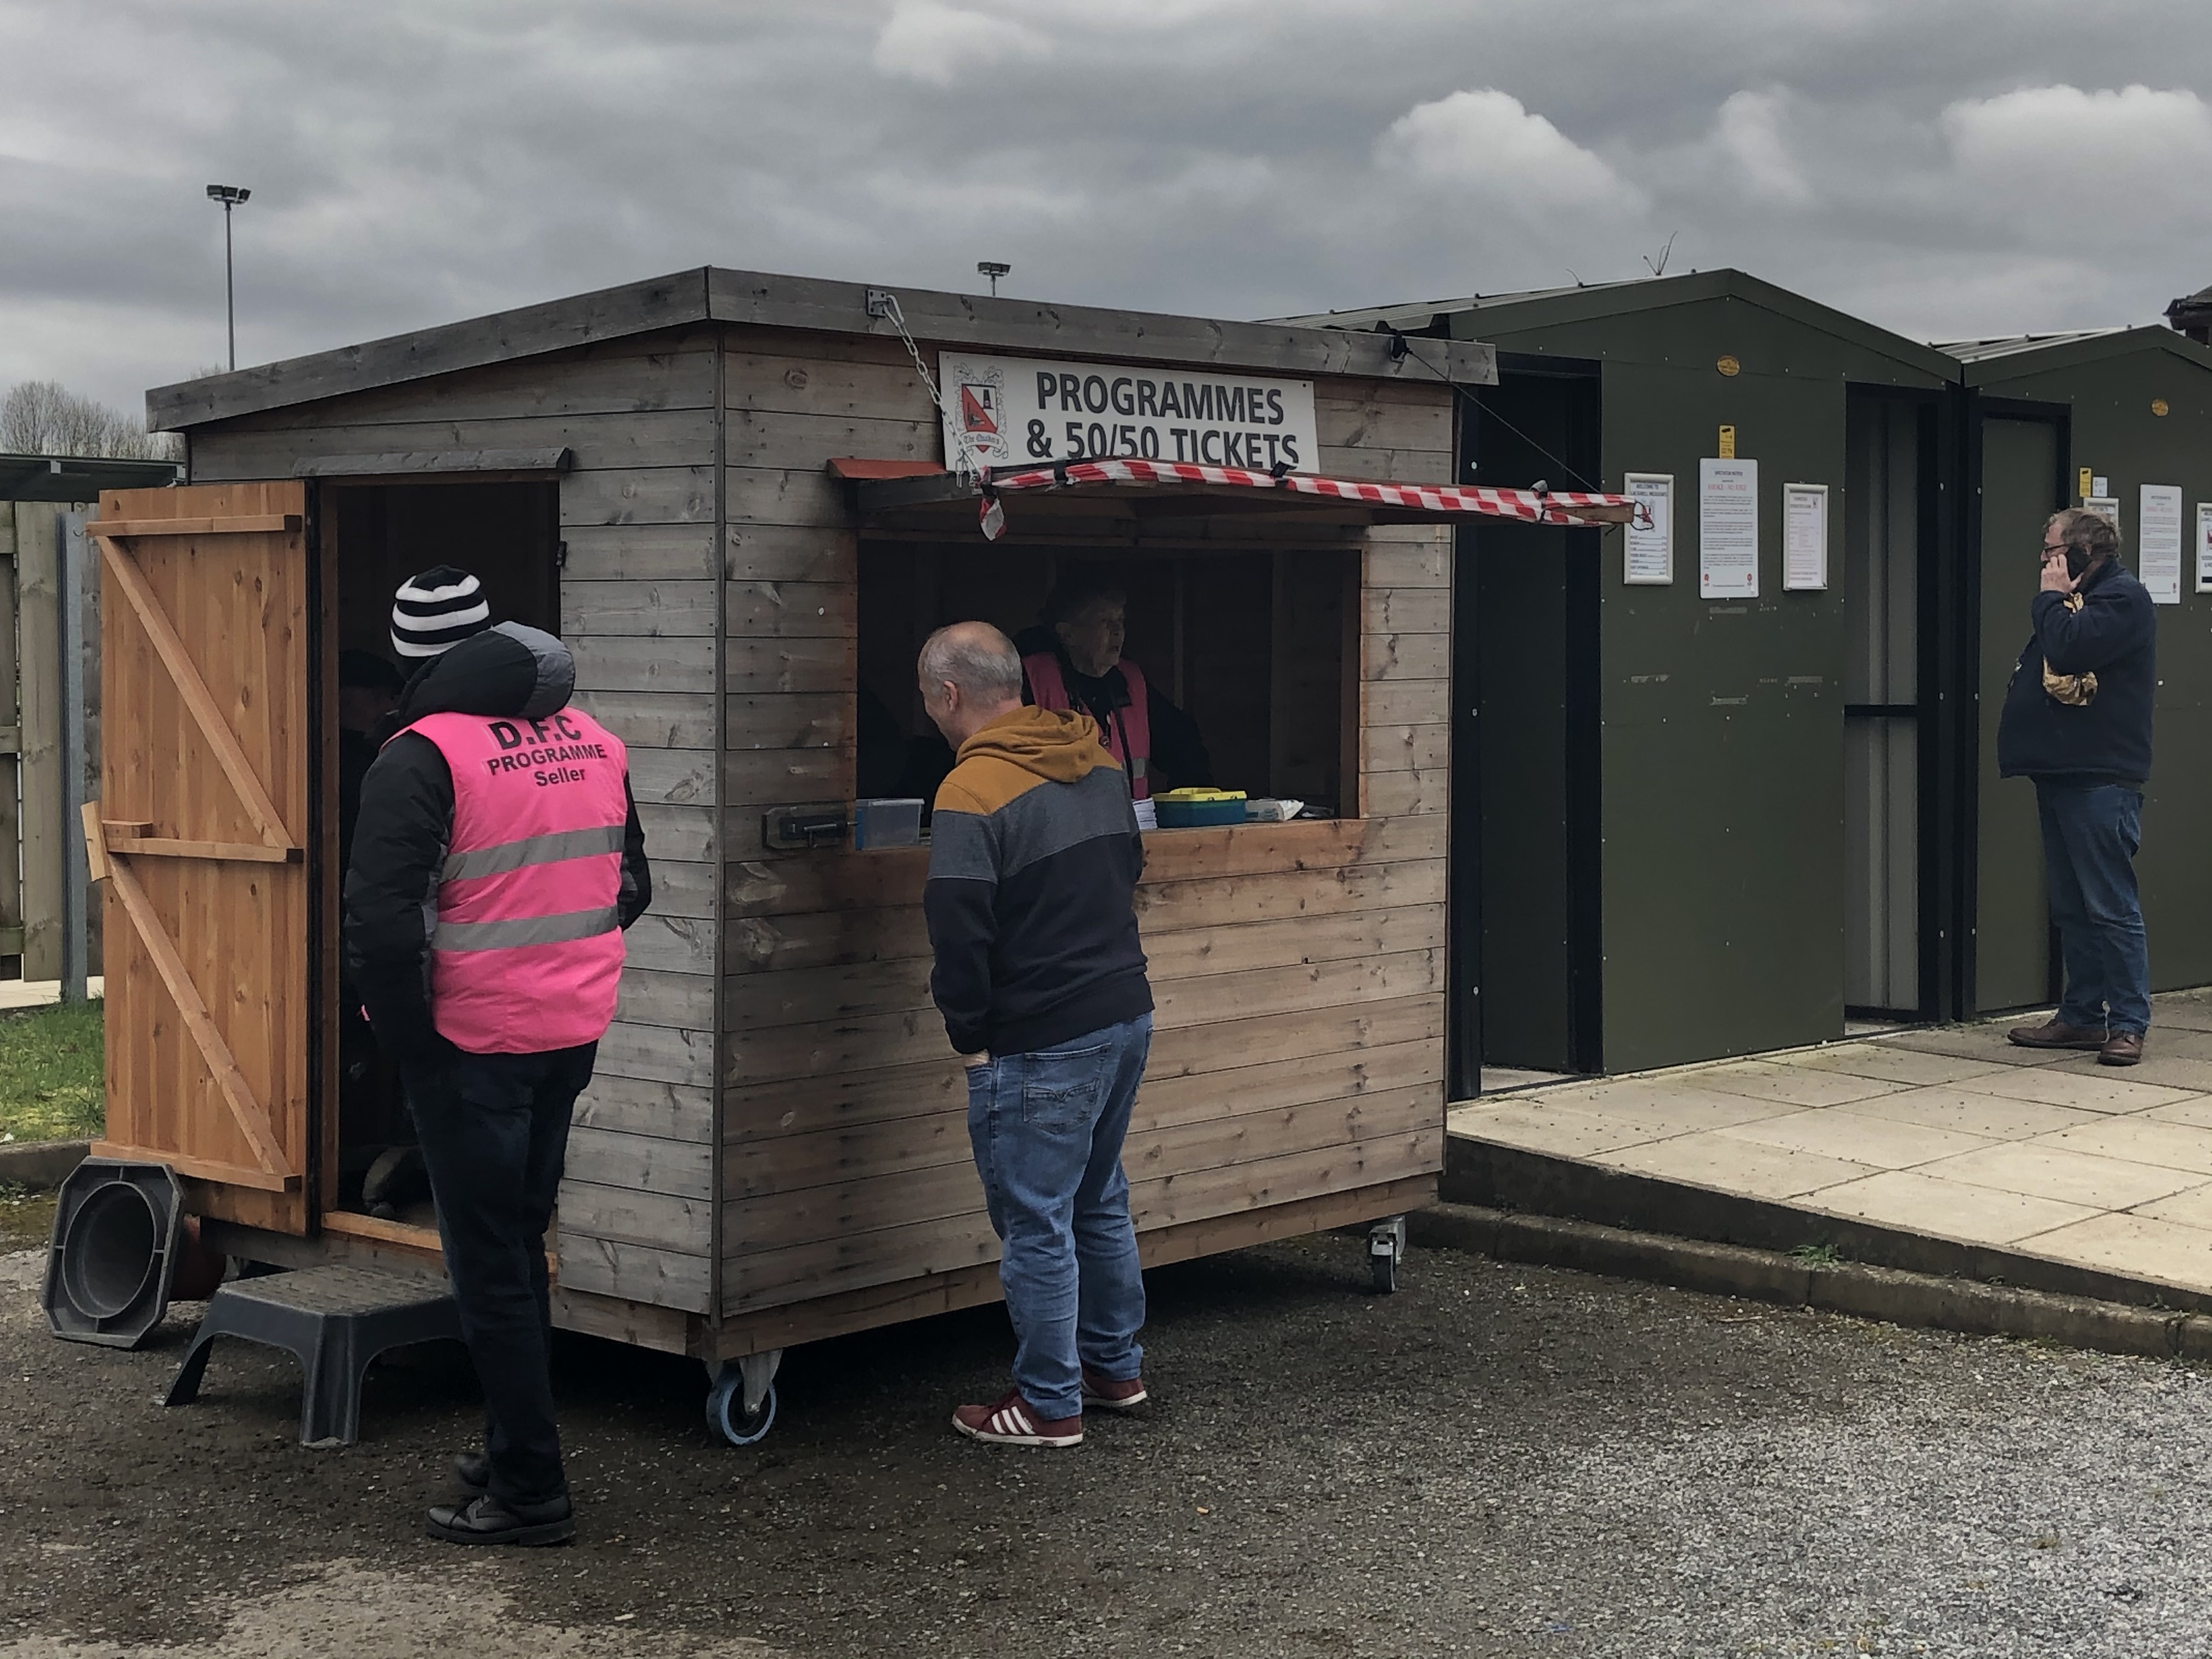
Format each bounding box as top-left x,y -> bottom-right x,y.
1409,1202 -> 2212,1364
0,1139 -> 89,1189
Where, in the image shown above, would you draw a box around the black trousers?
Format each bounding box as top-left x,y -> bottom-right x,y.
405,1042 -> 597,1505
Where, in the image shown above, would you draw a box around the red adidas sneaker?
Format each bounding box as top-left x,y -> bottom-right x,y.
1081,1370 -> 1148,1411
952,1390 -> 1084,1448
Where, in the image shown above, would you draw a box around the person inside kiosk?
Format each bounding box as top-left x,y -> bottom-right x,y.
1014,574 -> 1213,801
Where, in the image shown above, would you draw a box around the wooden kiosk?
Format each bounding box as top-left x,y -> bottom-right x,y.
92,269 -> 1609,1435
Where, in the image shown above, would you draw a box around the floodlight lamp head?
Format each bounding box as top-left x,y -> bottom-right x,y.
977,261 -> 1011,278
206,184 -> 251,205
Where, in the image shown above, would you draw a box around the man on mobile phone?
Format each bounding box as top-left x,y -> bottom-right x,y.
1997,509 -> 2155,1065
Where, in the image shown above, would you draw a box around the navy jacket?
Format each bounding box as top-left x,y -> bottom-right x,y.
1995,558 -> 2155,784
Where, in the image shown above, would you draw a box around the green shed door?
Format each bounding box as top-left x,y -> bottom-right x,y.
1974,414 -> 2062,1013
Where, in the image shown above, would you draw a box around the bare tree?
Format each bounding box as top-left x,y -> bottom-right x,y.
1,380 -> 179,461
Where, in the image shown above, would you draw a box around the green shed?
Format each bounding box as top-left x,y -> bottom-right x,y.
1948,326 -> 2212,1006
1285,271 -> 1967,1089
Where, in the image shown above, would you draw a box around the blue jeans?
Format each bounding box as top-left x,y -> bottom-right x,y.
966,1014 -> 1152,1421
2035,781 -> 2151,1036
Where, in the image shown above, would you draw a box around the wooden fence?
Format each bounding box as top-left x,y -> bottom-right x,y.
0,501 -> 101,980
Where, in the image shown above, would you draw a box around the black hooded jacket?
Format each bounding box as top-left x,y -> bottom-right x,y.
343,623 -> 652,1065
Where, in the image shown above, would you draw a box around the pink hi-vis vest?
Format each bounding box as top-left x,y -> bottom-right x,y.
403,707 -> 630,1055
1024,653 -> 1153,799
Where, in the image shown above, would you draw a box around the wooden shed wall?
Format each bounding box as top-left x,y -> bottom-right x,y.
184,326 -> 724,1315
181,318 -> 1459,1341
716,324 -> 1452,1334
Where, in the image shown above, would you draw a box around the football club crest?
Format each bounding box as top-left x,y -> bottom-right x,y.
960,380 -> 998,435
949,363 -> 1009,467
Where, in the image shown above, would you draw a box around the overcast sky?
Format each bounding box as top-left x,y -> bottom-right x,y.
3,0 -> 2209,417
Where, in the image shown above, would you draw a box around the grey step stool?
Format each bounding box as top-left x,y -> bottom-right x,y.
163,1263 -> 462,1446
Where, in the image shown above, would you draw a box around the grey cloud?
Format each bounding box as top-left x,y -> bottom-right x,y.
2,0 -> 2208,414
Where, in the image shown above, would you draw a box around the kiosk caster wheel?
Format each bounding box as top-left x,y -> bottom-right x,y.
707,1349 -> 783,1446
1368,1214 -> 1407,1295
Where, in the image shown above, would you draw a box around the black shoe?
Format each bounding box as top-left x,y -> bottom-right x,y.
452,1452 -> 489,1493
425,1493 -> 574,1547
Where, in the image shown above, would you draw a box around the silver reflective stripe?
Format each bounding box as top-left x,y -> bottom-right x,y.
433,906 -> 620,952
441,823 -> 625,882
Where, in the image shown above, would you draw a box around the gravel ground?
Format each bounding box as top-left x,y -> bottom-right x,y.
4,1231 -> 2212,1658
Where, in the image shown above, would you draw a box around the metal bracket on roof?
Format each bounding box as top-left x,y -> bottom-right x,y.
865,289 -> 895,319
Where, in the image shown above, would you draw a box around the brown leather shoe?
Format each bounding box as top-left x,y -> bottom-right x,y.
2098,1031 -> 2146,1067
2007,1019 -> 2107,1050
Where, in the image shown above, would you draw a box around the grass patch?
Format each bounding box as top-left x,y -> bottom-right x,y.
1789,1242 -> 1843,1268
0,1000 -> 104,1145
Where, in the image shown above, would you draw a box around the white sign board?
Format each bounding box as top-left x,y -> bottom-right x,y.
1622,472 -> 1673,585
936,353 -> 1319,473
2083,495 -> 2121,541
2197,502 -> 2212,595
2139,483 -> 2183,604
1783,482 -> 1829,591
1699,458 -> 1759,599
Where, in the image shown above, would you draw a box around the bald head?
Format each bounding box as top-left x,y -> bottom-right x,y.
918,621 -> 1025,747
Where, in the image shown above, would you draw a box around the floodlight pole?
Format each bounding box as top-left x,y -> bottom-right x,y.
222,203 -> 235,369
206,184 -> 251,370
977,260 -> 1010,297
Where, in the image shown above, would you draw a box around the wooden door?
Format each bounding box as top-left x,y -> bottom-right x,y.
87,482 -> 312,1232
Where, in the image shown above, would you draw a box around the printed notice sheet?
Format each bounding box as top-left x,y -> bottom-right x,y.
2084,495 -> 2121,540
2198,502 -> 2212,595
1699,458 -> 1759,599
1622,472 -> 1673,585
2140,484 -> 2183,604
1783,482 -> 1829,591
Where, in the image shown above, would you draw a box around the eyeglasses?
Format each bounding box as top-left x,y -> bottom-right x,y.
2041,542 -> 2067,555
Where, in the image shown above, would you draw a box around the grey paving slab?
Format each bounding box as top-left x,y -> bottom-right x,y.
1781,1044 -> 2014,1087
1478,1066 -> 1578,1093
1691,1061 -> 1914,1109
1840,1087 -> 2103,1142
2131,1182 -> 2212,1230
1871,1023 -> 2067,1066
2032,1115 -> 2212,1176
2145,1029 -> 2212,1063
2146,1000 -> 2212,1034
1500,1080 -> 1797,1136
2141,1096 -> 2212,1130
1959,1066 -> 2200,1115
1804,1169 -> 2102,1246
2016,1210 -> 2212,1292
1591,1131 -> 1880,1201
1445,1101 -> 1665,1159
1713,1108 -> 1992,1171
2084,1053 -> 2212,1092
1914,1142 -> 2204,1211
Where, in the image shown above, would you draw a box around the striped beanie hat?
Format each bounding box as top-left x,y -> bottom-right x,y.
391,566 -> 490,658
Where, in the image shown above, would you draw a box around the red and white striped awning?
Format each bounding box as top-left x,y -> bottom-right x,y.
974,458 -> 1641,540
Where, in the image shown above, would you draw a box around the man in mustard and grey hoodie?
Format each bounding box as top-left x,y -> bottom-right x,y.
918,621 -> 1153,1448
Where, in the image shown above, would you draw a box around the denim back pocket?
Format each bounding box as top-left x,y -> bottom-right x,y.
1018,1040 -> 1112,1134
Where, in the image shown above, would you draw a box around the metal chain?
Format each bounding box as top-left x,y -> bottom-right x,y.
875,292 -> 980,479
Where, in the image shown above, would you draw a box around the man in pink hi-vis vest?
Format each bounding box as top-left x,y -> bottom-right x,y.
1013,573 -> 1214,803
346,567 -> 651,1548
